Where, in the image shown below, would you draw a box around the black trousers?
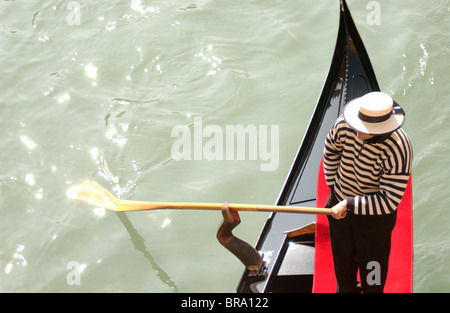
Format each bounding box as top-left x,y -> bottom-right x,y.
325,192 -> 397,293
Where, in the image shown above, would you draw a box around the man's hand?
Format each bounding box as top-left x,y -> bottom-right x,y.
331,199 -> 348,219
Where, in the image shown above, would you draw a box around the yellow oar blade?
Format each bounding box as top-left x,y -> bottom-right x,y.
67,180 -> 118,211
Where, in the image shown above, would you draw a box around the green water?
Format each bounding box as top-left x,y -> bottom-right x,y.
1,0 -> 449,292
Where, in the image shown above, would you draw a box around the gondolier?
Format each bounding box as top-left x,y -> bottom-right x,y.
237,0 -> 413,293
323,91 -> 413,293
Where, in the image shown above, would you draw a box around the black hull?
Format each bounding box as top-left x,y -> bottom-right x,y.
237,0 -> 380,293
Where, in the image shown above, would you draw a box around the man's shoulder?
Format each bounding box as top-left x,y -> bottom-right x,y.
391,128 -> 412,145
332,115 -> 352,131
385,128 -> 413,157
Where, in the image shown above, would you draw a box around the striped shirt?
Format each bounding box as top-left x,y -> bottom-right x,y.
323,115 -> 413,215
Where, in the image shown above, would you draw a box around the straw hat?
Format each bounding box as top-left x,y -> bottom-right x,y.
343,92 -> 405,135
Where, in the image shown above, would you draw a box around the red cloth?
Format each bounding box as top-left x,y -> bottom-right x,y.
312,161 -> 413,293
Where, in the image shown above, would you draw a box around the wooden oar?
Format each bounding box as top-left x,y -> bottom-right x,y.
68,180 -> 331,215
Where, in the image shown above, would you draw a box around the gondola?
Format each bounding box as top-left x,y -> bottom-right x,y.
235,0 -> 413,293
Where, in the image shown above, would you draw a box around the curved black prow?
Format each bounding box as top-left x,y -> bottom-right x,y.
236,0 -> 381,293
276,0 -> 380,208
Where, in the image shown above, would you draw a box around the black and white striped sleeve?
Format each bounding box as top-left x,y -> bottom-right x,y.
323,116 -> 346,190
